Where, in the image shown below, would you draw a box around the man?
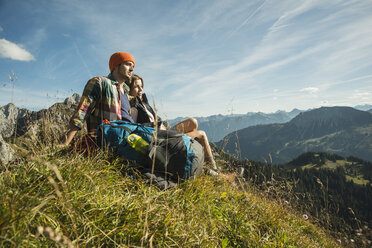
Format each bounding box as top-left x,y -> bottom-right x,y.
60,52 -> 135,147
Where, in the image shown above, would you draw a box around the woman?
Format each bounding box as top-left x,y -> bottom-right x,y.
129,74 -> 217,170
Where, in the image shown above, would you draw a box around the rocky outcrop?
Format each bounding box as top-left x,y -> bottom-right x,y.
0,94 -> 80,139
64,93 -> 81,106
0,103 -> 31,139
0,134 -> 15,165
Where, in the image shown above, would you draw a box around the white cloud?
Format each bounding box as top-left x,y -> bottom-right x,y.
226,0 -> 267,39
266,2 -> 307,37
318,17 -> 372,76
350,91 -> 371,101
0,39 -> 35,61
300,87 -> 319,93
308,74 -> 372,92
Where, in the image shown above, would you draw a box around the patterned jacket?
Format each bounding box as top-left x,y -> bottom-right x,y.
70,74 -> 131,134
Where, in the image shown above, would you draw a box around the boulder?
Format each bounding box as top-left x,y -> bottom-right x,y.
0,103 -> 31,139
0,134 -> 15,165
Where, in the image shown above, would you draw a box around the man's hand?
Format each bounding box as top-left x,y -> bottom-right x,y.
58,125 -> 79,147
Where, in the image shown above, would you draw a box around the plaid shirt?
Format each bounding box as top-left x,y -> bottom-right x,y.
70,74 -> 131,134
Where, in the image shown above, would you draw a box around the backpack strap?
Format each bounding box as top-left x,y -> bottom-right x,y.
106,122 -> 132,134
104,121 -> 153,136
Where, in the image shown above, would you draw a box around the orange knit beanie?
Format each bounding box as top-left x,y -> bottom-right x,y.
109,52 -> 135,72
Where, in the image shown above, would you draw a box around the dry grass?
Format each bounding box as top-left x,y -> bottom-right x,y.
0,115 -> 342,247
0,146 -> 341,247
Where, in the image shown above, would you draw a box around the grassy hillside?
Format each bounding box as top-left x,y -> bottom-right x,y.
285,152 -> 372,185
0,142 -> 340,247
226,151 -> 372,247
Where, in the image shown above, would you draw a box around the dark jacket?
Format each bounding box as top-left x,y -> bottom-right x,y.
134,94 -> 162,126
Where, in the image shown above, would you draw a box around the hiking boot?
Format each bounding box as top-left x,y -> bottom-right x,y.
205,156 -> 218,170
204,168 -> 220,177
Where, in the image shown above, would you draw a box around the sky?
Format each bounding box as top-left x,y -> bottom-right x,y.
0,0 -> 371,119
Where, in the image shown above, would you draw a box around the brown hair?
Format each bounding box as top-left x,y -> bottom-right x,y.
129,74 -> 144,106
129,74 -> 144,90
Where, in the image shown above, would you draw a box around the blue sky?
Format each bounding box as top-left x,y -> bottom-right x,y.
0,0 -> 371,119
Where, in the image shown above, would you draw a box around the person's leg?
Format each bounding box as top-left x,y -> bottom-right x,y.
184,129 -> 217,170
174,118 -> 198,133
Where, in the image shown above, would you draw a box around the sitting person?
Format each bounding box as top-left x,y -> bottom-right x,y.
129,74 -> 217,170
58,52 -> 135,154
60,52 -> 135,150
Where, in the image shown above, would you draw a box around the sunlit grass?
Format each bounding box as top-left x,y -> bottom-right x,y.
345,175 -> 370,185
0,143 -> 340,247
0,107 -> 344,247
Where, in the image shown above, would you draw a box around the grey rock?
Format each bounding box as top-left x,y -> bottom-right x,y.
0,93 -> 79,140
64,93 -> 81,106
0,134 -> 15,165
18,102 -> 77,141
0,103 -> 31,138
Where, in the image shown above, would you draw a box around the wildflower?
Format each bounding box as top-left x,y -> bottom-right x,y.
243,199 -> 249,202
284,200 -> 289,205
336,239 -> 341,244
302,214 -> 309,220
350,239 -> 355,243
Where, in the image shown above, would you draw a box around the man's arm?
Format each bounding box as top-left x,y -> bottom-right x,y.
58,77 -> 101,147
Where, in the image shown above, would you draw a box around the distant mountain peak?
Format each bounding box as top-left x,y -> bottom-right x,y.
64,93 -> 81,105
289,106 -> 372,129
218,106 -> 372,163
354,104 -> 372,111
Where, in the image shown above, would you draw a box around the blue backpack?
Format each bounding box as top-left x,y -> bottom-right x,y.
96,120 -> 204,180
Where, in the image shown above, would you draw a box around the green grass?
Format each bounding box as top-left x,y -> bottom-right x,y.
345,175 -> 370,185
322,161 -> 339,170
289,156 -> 370,185
335,160 -> 348,166
0,145 -> 341,247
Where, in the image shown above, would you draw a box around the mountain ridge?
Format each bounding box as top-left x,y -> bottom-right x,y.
217,106 -> 372,163
168,109 -> 304,142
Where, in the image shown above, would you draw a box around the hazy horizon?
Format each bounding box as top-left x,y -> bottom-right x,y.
1,96 -> 371,120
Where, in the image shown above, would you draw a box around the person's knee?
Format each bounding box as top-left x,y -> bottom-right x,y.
178,118 -> 198,133
196,130 -> 207,142
199,130 -> 206,137
187,117 -> 198,130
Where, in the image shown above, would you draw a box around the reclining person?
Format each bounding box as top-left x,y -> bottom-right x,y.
129,74 -> 218,170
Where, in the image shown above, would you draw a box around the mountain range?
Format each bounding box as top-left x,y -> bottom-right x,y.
216,106 -> 372,164
169,104 -> 372,142
168,109 -> 303,142
354,104 -> 372,111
